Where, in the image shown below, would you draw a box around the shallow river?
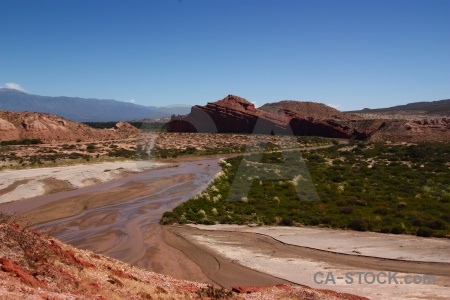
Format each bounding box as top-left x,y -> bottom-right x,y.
0,158 -> 221,267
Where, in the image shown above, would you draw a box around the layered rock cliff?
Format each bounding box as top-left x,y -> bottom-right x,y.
167,95 -> 450,142
167,95 -> 371,139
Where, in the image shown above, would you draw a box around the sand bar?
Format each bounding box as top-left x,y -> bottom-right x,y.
0,160 -> 167,203
189,224 -> 450,263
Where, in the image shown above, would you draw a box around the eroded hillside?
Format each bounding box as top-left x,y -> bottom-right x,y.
0,217 -> 366,300
0,111 -> 138,143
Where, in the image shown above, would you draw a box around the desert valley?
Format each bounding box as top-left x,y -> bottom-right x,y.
0,91 -> 449,299
3,1 -> 450,299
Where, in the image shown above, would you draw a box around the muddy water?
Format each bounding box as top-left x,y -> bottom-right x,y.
0,158 -> 220,279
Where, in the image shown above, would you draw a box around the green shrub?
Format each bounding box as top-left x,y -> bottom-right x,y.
1,138 -> 43,146
416,228 -> 433,237
349,219 -> 368,231
390,226 -> 406,234
160,142 -> 450,238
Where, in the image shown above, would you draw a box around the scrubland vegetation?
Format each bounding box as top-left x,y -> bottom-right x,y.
145,135 -> 335,159
161,142 -> 450,238
1,133 -> 333,170
83,121 -> 167,131
0,138 -> 43,146
0,141 -> 136,170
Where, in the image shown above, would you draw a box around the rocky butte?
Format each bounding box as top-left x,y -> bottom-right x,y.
167,95 -> 450,142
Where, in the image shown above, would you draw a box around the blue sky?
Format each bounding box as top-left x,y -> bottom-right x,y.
1,0 -> 449,110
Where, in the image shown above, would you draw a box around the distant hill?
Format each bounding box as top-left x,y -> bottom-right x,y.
260,100 -> 360,120
0,110 -> 138,143
0,88 -> 191,122
347,99 -> 450,118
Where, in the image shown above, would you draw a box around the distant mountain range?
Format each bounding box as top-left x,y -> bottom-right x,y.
0,88 -> 191,122
347,99 -> 450,117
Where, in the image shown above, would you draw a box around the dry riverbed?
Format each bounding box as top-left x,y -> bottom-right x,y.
0,160 -> 169,203
168,225 -> 450,300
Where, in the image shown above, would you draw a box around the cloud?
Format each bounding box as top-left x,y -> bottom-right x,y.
4,82 -> 26,92
126,99 -> 136,104
327,103 -> 342,110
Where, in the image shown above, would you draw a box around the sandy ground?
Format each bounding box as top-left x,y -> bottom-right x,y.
162,226 -> 292,288
0,160 -> 168,203
189,224 -> 450,263
168,225 -> 450,300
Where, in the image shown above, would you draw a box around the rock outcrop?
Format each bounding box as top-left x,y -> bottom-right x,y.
0,118 -> 19,141
167,95 -> 373,139
367,118 -> 450,142
0,111 -> 138,143
169,95 -> 288,134
0,118 -> 16,131
167,95 -> 450,142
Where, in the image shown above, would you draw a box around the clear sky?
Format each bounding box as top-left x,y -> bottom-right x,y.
1,0 -> 449,110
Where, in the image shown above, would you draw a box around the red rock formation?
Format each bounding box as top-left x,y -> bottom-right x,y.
0,111 -> 138,143
289,118 -> 352,138
0,117 -> 19,140
0,118 -> 16,131
168,95 -> 450,142
169,95 -> 295,134
168,95 -> 374,139
0,258 -> 47,288
368,118 -> 450,142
